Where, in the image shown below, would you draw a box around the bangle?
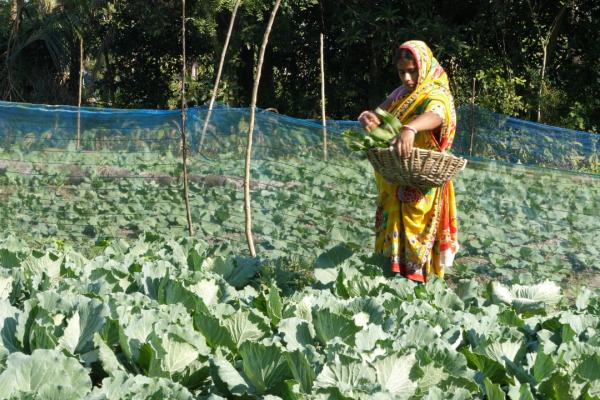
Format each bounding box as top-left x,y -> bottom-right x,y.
403,124 -> 418,134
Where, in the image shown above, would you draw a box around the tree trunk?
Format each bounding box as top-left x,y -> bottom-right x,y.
4,0 -> 24,100
10,0 -> 18,22
368,43 -> 381,108
69,36 -> 81,100
536,3 -> 568,122
103,47 -> 115,105
238,45 -> 254,106
258,45 -> 275,108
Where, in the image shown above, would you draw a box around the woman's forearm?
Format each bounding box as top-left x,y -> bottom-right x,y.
404,111 -> 442,132
392,112 -> 443,157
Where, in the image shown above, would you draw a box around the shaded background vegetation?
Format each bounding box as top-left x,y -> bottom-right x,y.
1,0 -> 598,132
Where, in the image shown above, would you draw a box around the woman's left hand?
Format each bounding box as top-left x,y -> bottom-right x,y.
391,127 -> 416,157
358,111 -> 380,132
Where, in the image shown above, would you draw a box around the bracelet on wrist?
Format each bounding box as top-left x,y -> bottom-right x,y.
403,124 -> 418,134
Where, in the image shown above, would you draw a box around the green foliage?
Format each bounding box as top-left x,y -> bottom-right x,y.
0,0 -> 599,131
474,64 -> 527,116
0,235 -> 600,397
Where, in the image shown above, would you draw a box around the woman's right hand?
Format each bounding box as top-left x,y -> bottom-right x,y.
358,110 -> 381,132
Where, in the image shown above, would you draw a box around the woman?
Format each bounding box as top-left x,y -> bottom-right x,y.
358,40 -> 459,283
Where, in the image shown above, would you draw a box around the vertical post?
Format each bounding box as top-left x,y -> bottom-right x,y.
181,0 -> 193,236
320,33 -> 327,161
244,0 -> 282,257
198,0 -> 242,153
537,45 -> 547,123
468,77 -> 476,157
77,36 -> 83,150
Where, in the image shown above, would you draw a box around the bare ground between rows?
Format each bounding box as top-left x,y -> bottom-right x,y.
0,160 -> 297,190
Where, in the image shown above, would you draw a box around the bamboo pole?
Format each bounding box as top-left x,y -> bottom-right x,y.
537,45 -> 547,123
244,0 -> 282,257
77,36 -> 83,150
320,33 -> 327,161
181,0 -> 193,236
198,0 -> 242,153
468,77 -> 476,157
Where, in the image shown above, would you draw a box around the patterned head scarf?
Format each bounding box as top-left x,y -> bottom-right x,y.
389,40 -> 456,150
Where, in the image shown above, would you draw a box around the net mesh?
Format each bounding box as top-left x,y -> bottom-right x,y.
454,106 -> 600,170
0,100 -> 598,283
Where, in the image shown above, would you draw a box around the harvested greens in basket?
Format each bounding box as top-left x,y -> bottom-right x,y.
343,108 -> 402,152
344,108 -> 468,187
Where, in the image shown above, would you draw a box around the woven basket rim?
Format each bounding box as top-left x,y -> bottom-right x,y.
366,147 -> 467,187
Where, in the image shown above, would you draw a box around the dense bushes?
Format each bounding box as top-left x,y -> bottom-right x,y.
0,0 -> 598,132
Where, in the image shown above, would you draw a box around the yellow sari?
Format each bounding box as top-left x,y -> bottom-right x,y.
374,40 -> 459,282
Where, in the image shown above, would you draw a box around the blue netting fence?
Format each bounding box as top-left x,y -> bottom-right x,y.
0,100 -> 598,284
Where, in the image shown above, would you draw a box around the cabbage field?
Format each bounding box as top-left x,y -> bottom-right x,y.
1,145 -> 598,283
0,112 -> 599,398
1,234 -> 600,399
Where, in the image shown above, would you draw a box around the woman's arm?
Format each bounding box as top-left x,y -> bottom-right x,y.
358,86 -> 404,131
391,111 -> 442,157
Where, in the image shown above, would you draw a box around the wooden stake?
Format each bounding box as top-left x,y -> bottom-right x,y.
244,0 -> 281,257
320,33 -> 327,161
198,0 -> 242,153
181,0 -> 193,236
537,45 -> 547,123
468,77 -> 476,157
77,36 -> 83,150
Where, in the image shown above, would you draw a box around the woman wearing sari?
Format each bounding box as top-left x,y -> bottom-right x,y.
358,40 -> 459,283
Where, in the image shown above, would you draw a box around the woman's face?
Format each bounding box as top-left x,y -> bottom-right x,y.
396,57 -> 419,92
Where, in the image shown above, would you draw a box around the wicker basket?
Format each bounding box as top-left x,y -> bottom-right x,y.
366,147 -> 467,188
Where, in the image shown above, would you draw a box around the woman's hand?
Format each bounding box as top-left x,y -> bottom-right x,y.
391,126 -> 416,157
358,111 -> 381,132
390,112 -> 442,157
